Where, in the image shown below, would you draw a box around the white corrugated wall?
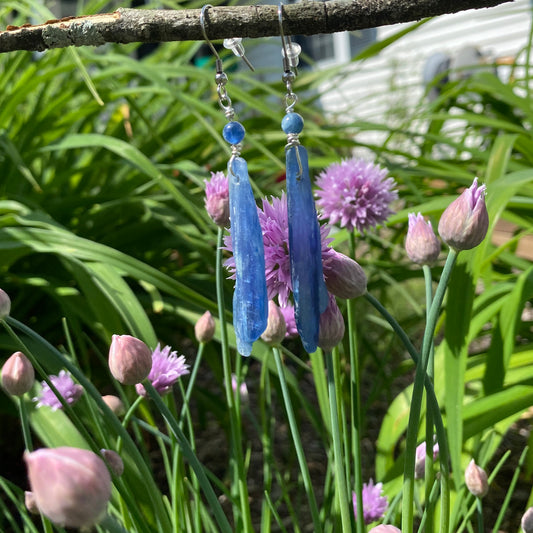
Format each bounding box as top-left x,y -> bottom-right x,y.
319,0 -> 532,127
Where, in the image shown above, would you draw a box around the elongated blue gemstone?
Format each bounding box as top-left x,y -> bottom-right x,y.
286,145 -> 328,353
229,156 -> 268,356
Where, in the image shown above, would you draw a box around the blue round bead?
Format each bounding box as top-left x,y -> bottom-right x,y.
223,121 -> 245,145
281,113 -> 304,134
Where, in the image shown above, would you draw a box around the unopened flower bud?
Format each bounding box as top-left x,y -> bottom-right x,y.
1,351 -> 34,396
521,506 -> 533,533
25,491 -> 39,515
24,447 -> 112,528
261,301 -> 287,345
101,394 -> 125,416
0,288 -> 11,319
318,295 -> 345,351
108,335 -> 152,385
231,373 -> 249,404
438,178 -> 489,251
204,172 -> 230,227
368,526 -> 401,533
100,449 -> 124,476
464,459 -> 489,498
414,440 -> 439,479
194,311 -> 216,343
323,251 -> 367,299
405,213 -> 440,265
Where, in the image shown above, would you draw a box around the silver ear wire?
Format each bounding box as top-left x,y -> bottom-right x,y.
223,37 -> 255,72
200,5 -> 223,74
278,4 -> 301,74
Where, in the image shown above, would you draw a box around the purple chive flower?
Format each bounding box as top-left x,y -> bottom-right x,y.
315,158 -> 398,233
33,370 -> 83,411
224,192 -> 335,306
135,343 -> 190,397
353,479 -> 389,525
280,303 -> 298,338
204,171 -> 230,227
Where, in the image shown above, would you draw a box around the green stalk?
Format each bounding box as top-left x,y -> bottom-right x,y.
215,227 -> 253,532
348,232 -> 365,533
178,343 -> 205,428
272,346 -> 322,533
18,397 -> 33,452
423,264 -> 435,533
143,380 -> 232,533
363,292 -> 451,530
326,349 -> 353,532
476,498 -> 484,533
401,250 -> 457,533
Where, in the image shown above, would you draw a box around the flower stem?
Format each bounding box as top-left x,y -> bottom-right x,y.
272,346 -> 322,533
326,349 -> 353,532
423,264 -> 435,533
215,227 -> 253,532
401,250 -> 457,533
348,233 -> 365,533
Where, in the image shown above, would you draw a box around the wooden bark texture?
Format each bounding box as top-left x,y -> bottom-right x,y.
0,0 -> 513,54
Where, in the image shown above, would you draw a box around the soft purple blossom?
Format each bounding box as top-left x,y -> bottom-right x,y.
204,171 -> 230,227
280,304 -> 298,338
224,192 -> 335,306
33,370 -> 83,411
353,479 -> 389,525
315,158 -> 398,233
135,344 -> 190,397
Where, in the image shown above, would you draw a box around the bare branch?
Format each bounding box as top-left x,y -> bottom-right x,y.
0,0 -> 513,54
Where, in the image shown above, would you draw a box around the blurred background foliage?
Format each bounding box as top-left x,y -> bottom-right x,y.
0,0 -> 533,530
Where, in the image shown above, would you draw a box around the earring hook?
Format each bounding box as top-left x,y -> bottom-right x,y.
200,4 -> 254,72
278,4 -> 301,74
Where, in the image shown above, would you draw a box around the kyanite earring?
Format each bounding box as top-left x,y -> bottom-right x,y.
201,5 -> 267,356
279,4 -> 328,353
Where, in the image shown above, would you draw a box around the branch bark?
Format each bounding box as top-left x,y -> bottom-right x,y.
0,0 -> 513,54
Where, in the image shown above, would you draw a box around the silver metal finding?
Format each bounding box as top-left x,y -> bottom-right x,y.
223,37 -> 255,72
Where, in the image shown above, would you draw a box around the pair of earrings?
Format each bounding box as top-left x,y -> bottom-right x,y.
201,4 -> 327,356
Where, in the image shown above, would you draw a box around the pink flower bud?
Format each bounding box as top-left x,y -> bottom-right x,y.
521,507 -> 533,533
24,447 -> 112,528
405,213 -> 440,265
101,394 -> 125,416
414,440 -> 439,479
323,251 -> 367,299
438,178 -> 489,251
231,373 -> 249,404
204,172 -> 230,227
25,491 -> 39,515
194,311 -> 216,343
1,351 -> 34,396
108,335 -> 152,385
100,449 -> 124,476
464,459 -> 489,498
368,526 -> 401,533
261,301 -> 287,345
0,288 -> 11,318
318,295 -> 345,352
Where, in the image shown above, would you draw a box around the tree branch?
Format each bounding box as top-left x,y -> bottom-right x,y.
0,0 -> 513,54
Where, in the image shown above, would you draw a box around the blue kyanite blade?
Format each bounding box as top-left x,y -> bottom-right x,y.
229,156 -> 268,356
286,145 -> 328,353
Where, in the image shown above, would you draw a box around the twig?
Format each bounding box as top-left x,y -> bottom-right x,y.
0,0 -> 512,54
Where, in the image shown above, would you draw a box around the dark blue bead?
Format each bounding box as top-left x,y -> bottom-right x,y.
223,121 -> 245,145
281,113 -> 304,134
